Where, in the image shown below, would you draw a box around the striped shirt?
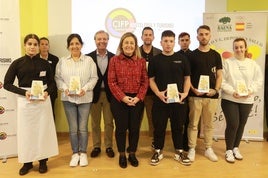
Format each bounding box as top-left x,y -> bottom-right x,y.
55,54 -> 98,104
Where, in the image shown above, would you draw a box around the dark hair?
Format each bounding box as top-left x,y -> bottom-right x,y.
161,30 -> 175,39
67,33 -> 83,48
197,25 -> 210,33
40,37 -> 49,43
24,34 -> 40,44
233,37 -> 248,57
142,26 -> 154,35
178,32 -> 190,39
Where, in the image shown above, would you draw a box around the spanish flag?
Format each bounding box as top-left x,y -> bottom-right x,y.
236,22 -> 245,31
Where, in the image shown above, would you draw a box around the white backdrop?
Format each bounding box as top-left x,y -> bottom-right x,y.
203,12 -> 267,141
0,0 -> 20,159
71,0 -> 205,54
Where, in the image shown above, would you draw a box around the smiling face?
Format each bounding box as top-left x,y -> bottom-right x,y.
68,37 -> 82,57
122,36 -> 136,56
233,39 -> 247,59
24,38 -> 39,57
95,32 -> 109,51
141,29 -> 154,46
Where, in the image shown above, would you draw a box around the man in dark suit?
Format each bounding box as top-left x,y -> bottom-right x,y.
39,37 -> 59,120
86,30 -> 115,158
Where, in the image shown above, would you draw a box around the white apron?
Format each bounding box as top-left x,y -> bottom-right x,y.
17,93 -> 59,163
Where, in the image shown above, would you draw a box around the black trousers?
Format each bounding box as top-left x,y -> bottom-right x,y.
110,96 -> 144,153
221,99 -> 253,150
152,101 -> 187,150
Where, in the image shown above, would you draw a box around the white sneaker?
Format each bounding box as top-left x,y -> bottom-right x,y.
187,148 -> 195,162
150,149 -> 163,166
233,147 -> 243,160
225,150 -> 235,163
69,153 -> 80,167
79,153 -> 88,167
204,148 -> 218,162
174,152 -> 191,166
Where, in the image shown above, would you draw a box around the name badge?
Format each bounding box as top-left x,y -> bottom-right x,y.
40,71 -> 46,77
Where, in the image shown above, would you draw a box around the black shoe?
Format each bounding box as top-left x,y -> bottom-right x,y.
90,147 -> 101,157
19,163 -> 33,175
39,159 -> 48,174
128,154 -> 139,167
106,147 -> 115,158
119,155 -> 127,168
39,163 -> 48,174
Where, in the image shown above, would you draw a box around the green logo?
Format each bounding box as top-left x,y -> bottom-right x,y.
219,17 -> 231,24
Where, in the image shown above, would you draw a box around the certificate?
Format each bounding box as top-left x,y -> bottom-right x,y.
30,80 -> 44,100
69,76 -> 81,95
167,83 -> 180,103
236,80 -> 248,96
197,75 -> 210,93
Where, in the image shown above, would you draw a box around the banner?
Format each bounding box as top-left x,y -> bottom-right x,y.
203,12 -> 267,141
0,0 -> 20,160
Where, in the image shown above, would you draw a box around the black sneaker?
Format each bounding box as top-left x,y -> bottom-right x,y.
174,152 -> 191,166
150,150 -> 163,166
90,147 -> 101,157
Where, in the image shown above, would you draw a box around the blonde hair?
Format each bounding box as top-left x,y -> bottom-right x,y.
116,32 -> 141,58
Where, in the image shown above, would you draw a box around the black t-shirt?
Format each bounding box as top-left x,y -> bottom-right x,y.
140,46 -> 162,96
188,48 -> 222,98
148,52 -> 191,93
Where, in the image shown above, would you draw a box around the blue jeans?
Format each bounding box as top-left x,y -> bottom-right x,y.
63,101 -> 91,153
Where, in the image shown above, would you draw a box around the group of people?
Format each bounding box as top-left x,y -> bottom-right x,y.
3,24 -> 263,175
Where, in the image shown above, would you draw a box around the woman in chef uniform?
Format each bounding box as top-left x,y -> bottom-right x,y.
4,34 -> 58,175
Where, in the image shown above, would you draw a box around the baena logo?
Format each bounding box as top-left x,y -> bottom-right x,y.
105,8 -> 136,38
218,16 -> 232,32
0,106 -> 5,114
0,132 -> 7,140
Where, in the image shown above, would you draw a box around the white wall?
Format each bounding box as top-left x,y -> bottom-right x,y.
205,0 -> 227,13
48,0 -> 71,57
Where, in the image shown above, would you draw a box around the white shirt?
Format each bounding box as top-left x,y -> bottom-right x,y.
221,57 -> 263,104
55,54 -> 98,104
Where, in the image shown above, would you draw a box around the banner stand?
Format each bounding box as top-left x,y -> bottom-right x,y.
201,12 -> 267,141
